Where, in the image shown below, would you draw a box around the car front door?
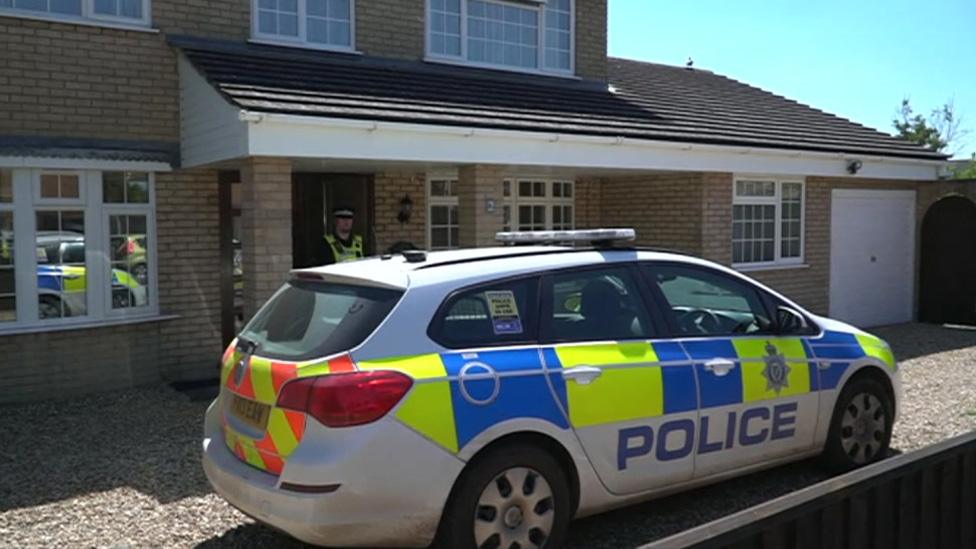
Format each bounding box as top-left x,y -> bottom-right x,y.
540,264 -> 698,495
643,263 -> 820,479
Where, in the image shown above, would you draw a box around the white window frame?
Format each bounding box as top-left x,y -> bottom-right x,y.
0,0 -> 151,28
505,178 -> 575,232
0,168 -> 159,333
426,176 -> 460,250
731,176 -> 805,269
251,0 -> 357,53
424,0 -> 576,77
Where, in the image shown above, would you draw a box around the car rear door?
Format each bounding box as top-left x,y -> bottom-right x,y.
642,262 -> 820,479
540,264 -> 698,495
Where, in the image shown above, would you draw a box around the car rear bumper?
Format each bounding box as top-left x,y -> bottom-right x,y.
201,399 -> 465,547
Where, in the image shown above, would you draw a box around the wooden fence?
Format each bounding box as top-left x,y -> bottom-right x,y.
642,431 -> 976,549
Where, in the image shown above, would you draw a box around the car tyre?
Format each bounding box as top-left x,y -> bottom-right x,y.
822,377 -> 893,471
38,295 -> 66,319
437,444 -> 571,549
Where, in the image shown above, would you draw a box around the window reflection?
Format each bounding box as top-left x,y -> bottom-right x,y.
36,211 -> 86,319
109,215 -> 149,309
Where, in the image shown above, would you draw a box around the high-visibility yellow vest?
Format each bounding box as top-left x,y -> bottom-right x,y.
325,234 -> 364,263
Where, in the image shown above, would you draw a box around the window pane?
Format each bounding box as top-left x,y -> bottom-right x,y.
543,0 -> 571,71
430,0 -> 462,56
120,0 -> 141,18
41,175 -> 59,199
648,264 -> 773,336
0,170 -> 11,203
49,0 -> 81,14
548,267 -> 654,341
435,276 -> 538,347
93,0 -> 114,15
110,214 -> 149,308
0,211 -> 13,322
431,227 -> 449,249
430,180 -> 448,197
431,205 -> 449,225
36,211 -> 86,319
467,0 -> 538,70
780,183 -> 803,259
732,203 -> 775,263
103,172 -> 125,203
736,180 -> 775,197
60,175 -> 79,198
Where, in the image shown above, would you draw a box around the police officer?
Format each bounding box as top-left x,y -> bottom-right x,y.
322,207 -> 364,264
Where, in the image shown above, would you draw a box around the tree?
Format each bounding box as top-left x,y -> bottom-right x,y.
953,154 -> 976,180
893,98 -> 969,156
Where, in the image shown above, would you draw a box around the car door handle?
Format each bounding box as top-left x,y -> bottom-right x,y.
704,359 -> 736,376
562,366 -> 602,385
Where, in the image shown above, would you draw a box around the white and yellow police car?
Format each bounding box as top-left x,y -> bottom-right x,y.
202,229 -> 899,548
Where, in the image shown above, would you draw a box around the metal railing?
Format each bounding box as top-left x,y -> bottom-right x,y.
642,431 -> 976,549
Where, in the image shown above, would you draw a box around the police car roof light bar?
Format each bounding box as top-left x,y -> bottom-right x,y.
495,228 -> 636,247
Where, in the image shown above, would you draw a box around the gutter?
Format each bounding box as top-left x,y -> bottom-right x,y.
237,110 -> 947,170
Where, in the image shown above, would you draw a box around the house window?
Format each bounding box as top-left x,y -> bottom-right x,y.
428,177 -> 575,249
507,179 -> 574,232
253,0 -> 354,50
0,0 -> 150,25
428,178 -> 460,250
0,170 -> 14,322
427,0 -> 574,75
732,179 -> 804,266
0,168 -> 157,331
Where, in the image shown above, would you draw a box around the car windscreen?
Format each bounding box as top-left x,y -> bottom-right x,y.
239,280 -> 403,361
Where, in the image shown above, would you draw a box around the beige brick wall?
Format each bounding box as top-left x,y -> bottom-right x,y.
154,0 -> 250,41
458,165 -> 505,247
373,171 -> 427,252
356,0 -> 425,61
240,158 -> 293,321
574,178 -> 603,229
0,17 -> 178,142
575,0 -> 608,81
0,322 -> 162,404
599,172 -> 704,254
155,169 -> 223,381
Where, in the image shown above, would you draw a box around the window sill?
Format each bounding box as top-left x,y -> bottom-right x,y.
423,56 -> 579,80
248,38 -> 361,55
0,313 -> 179,337
0,11 -> 157,33
734,263 -> 809,273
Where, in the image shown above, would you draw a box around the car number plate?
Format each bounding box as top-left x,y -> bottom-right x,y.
230,394 -> 271,431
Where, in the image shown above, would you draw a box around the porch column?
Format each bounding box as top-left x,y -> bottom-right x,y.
458,165 -> 505,247
240,157 -> 293,321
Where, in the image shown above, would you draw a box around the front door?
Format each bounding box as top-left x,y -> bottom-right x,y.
644,263 -> 820,479
541,265 -> 697,495
291,173 -> 374,268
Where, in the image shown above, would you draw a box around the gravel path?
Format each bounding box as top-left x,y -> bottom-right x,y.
1,323 -> 974,548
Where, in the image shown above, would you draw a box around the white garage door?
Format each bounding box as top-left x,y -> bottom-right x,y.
830,189 -> 916,328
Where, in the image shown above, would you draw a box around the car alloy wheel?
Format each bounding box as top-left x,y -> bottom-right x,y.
839,392 -> 886,465
473,467 -> 555,549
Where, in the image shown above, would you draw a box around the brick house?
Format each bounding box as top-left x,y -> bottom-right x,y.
0,0 -> 970,403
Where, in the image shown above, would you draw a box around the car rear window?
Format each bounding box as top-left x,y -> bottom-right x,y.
239,280 -> 403,361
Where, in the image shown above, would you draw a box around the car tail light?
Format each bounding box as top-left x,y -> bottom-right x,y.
277,368 -> 413,428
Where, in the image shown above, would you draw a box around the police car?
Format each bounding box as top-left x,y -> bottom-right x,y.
202,229 -> 899,548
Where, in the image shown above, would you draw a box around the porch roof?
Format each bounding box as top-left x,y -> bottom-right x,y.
170,35 -> 943,162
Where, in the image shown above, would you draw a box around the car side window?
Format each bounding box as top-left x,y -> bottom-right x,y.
432,277 -> 539,348
646,264 -> 773,337
545,267 -> 654,342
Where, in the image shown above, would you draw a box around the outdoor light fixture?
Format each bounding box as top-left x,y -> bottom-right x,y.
846,159 -> 864,175
397,194 -> 414,224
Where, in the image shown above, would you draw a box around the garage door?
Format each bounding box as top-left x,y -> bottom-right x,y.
830,189 -> 916,328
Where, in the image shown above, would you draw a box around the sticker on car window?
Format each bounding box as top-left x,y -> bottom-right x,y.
485,290 -> 523,335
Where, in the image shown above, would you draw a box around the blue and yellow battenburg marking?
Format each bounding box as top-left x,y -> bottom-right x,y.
359,331 -> 893,454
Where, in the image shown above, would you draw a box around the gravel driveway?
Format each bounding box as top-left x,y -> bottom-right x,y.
1,323 -> 974,548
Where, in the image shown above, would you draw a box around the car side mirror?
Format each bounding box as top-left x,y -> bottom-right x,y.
776,306 -> 808,334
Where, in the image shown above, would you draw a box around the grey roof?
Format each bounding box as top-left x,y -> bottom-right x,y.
0,136 -> 177,165
171,35 -> 946,161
